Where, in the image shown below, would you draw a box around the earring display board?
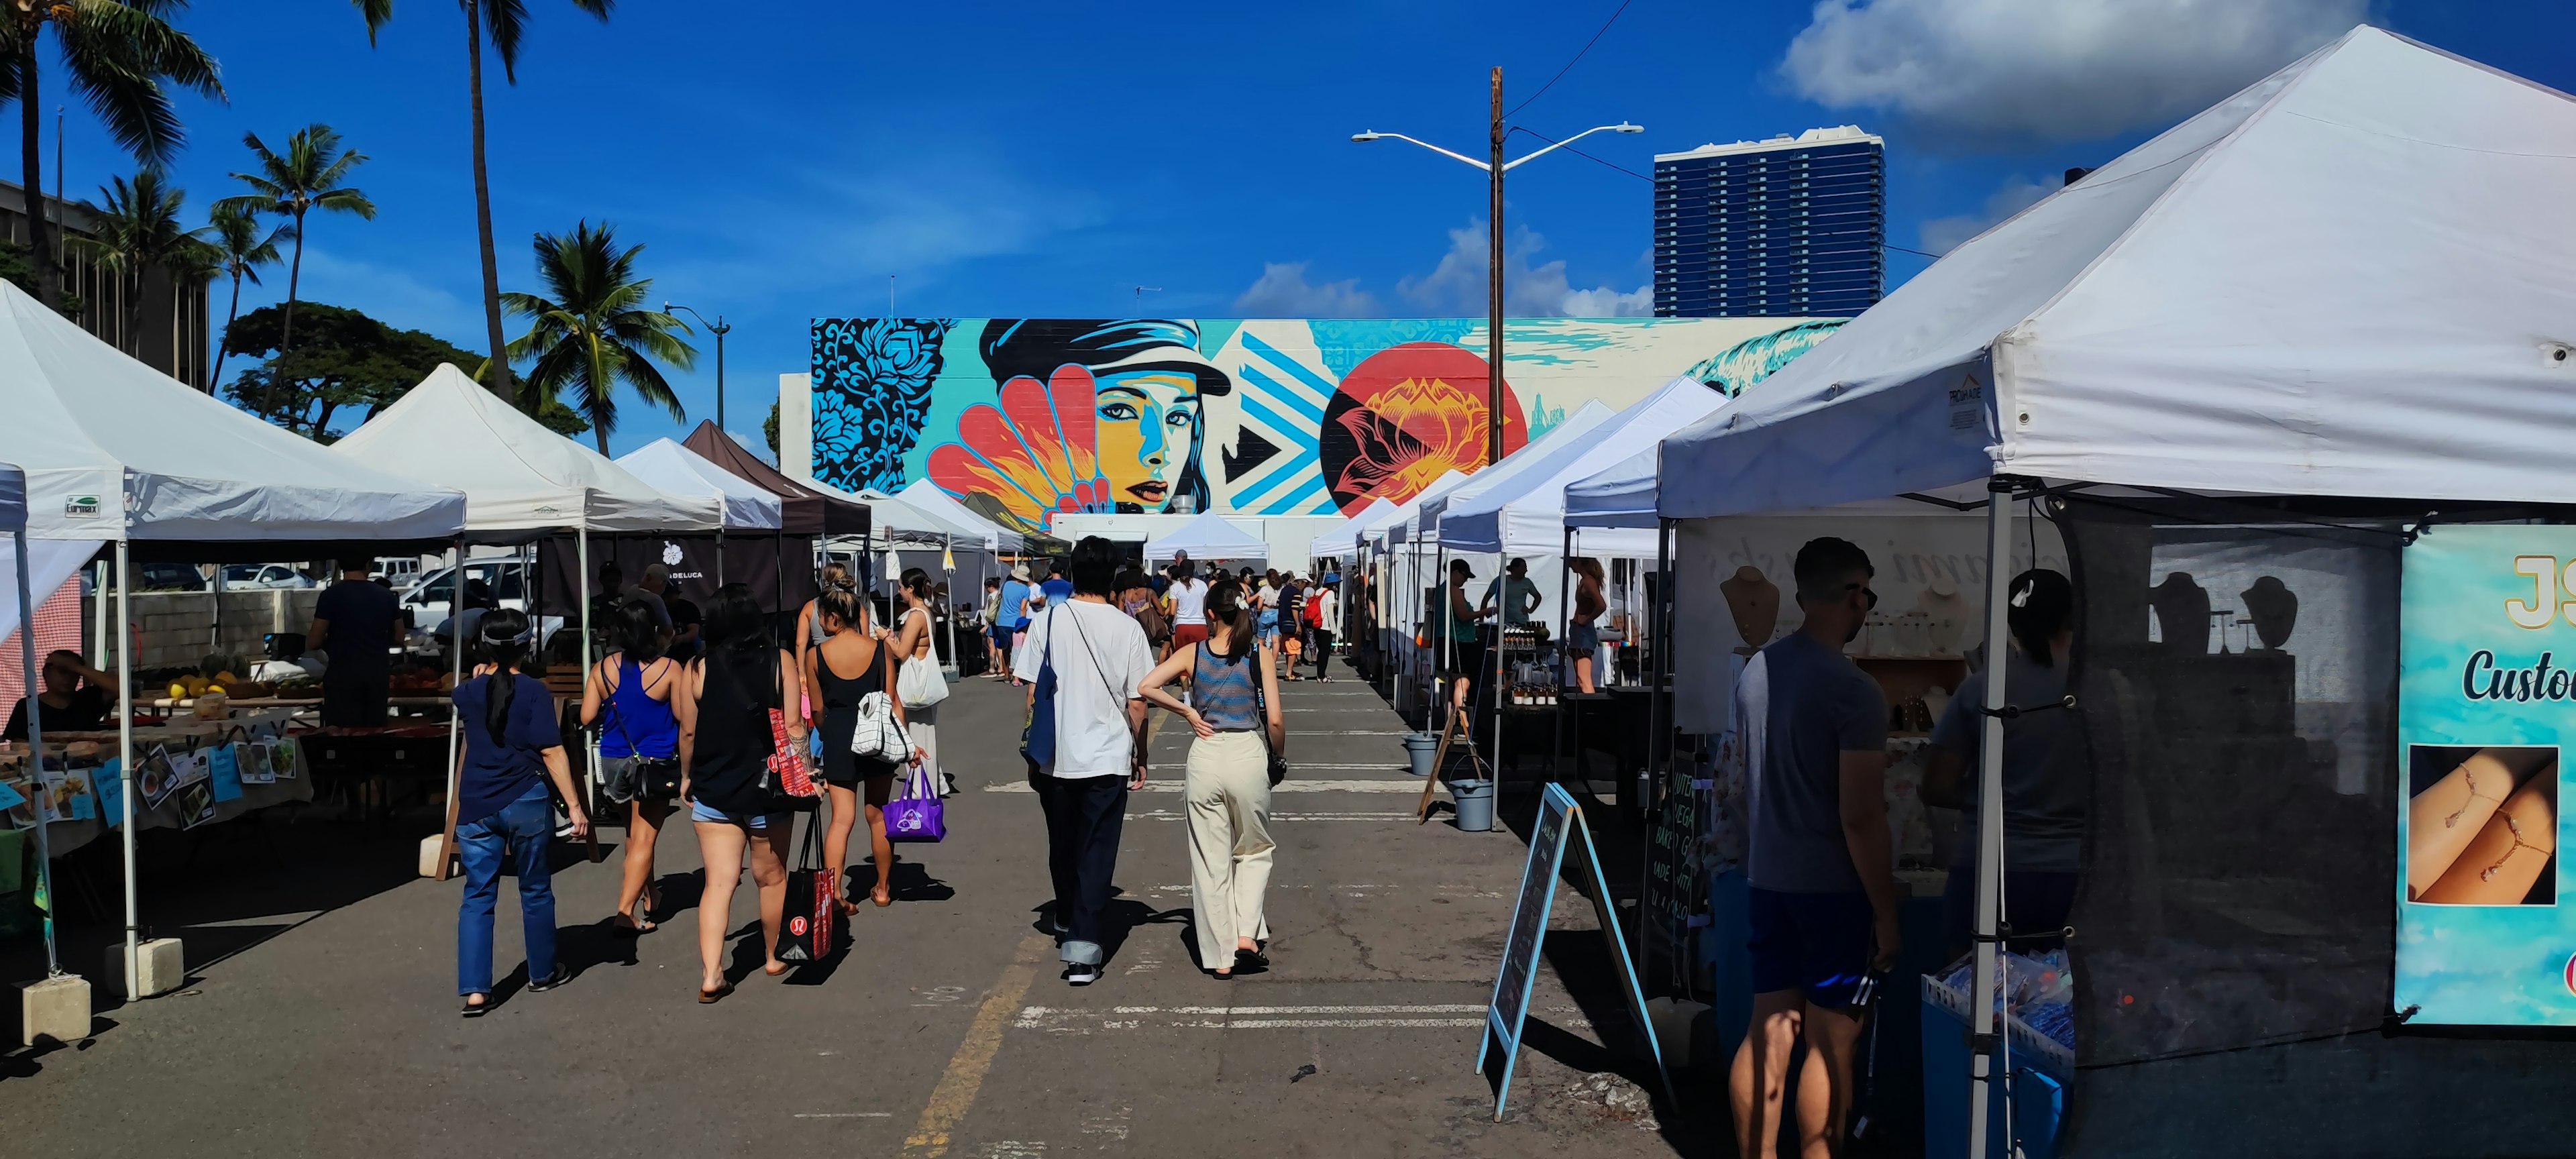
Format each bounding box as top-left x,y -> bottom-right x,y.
2398,525 -> 2576,1026
1479,783 -> 1674,1121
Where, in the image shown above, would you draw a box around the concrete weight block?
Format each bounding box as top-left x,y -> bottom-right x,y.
101,937 -> 186,999
15,973 -> 91,1046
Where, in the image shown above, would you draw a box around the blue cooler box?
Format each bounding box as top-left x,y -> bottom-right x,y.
1919,974 -> 2070,1159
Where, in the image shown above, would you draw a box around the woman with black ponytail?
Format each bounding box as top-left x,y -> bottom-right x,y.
1136,577 -> 1285,979
677,584 -> 808,1002
451,608 -> 589,1017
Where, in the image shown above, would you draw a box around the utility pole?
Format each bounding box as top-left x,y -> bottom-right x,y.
1487,67 -> 1505,468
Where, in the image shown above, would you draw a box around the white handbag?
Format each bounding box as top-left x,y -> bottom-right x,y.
850,691 -> 911,761
896,610 -> 950,708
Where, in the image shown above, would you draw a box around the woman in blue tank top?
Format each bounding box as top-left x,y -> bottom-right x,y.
582,600 -> 682,934
1137,578 -> 1285,979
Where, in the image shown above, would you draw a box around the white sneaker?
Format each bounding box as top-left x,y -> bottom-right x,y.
1064,964 -> 1099,986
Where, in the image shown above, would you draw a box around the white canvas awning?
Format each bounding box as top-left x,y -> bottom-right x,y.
333,364 -> 722,535
1660,27 -> 2576,518
616,439 -> 784,530
1309,497 -> 1399,560
0,281 -> 466,543
1564,447 -> 1660,531
1370,470 -> 1467,550
895,479 -> 1024,553
1144,510 -> 1267,562
1443,377 -> 1722,556
1413,400 -> 1618,534
855,488 -> 989,548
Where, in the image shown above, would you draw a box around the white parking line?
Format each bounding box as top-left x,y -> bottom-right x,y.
1013,1002 -> 1584,1034
984,779 -> 1420,795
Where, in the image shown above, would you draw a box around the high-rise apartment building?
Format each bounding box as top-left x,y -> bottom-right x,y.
1652,125 -> 1884,319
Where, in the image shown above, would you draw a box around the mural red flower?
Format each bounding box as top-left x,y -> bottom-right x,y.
1318,341 -> 1525,512
926,366 -> 1116,533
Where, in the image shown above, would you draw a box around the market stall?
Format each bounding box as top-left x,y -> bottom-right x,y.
1143,510 -> 1267,565
1653,27 -> 2576,1156
333,364 -> 720,874
1308,496 -> 1397,565
850,486 -> 1000,671
0,284 -> 469,995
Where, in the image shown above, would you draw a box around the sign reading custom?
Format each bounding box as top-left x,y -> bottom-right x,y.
2398,527 -> 2576,1025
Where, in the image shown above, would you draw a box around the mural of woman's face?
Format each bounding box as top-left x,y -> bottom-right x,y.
1091,370 -> 1200,512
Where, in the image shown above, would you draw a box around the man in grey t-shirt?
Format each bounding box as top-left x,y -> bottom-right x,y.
1730,537 -> 1898,1159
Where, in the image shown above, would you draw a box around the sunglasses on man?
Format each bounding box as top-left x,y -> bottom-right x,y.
1843,582 -> 1879,610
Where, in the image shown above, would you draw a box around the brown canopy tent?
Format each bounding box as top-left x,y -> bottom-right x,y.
682,421 -> 871,538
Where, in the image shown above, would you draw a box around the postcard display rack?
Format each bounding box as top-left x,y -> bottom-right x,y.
0,710 -> 313,861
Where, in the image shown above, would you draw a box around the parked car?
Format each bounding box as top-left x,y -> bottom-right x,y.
219,563 -> 319,590
403,559 -> 563,648
135,562 -> 207,592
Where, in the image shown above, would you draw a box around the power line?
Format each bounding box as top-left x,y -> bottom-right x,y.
1506,125 -> 1649,182
1886,243 -> 1943,259
1505,0 -> 1633,119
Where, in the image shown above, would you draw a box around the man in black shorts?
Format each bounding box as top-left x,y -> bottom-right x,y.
309,558 -> 399,728
1728,537 -> 1900,1159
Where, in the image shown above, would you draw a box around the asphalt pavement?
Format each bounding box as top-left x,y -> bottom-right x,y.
1,663 -> 1701,1157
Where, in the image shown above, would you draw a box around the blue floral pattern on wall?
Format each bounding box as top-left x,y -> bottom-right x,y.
811,317 -> 952,492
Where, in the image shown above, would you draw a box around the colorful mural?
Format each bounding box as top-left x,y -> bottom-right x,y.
804,317 -> 1845,535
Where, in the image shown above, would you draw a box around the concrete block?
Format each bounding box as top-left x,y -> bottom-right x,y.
102,937 -> 186,999
15,974 -> 91,1046
419,833 -> 456,878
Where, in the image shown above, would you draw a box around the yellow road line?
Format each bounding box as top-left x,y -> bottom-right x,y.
902,933 -> 1053,1158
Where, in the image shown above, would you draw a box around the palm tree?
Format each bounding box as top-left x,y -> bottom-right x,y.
1,3 -> 223,311
503,221 -> 693,453
215,124 -> 375,356
66,169 -> 216,372
203,203 -> 290,394
350,0 -> 612,412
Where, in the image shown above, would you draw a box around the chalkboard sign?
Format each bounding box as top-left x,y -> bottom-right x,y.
1477,783 -> 1674,1121
1641,750 -> 1706,990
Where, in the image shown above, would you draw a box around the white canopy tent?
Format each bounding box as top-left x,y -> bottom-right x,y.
895,478 -> 1025,554
2,461 -> 64,982
1144,510 -> 1267,563
0,281 -> 472,996
1443,377 -> 1723,557
1407,400 -> 1617,543
614,439 -> 784,530
1307,497 -> 1398,561
1563,447 -> 1660,531
335,365 -> 722,535
1654,27 -> 2576,1154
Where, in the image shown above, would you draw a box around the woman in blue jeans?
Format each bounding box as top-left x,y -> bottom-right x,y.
452,609 -> 590,1017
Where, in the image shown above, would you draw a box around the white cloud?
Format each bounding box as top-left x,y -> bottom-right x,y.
1920,174 -> 2057,253
1232,262 -> 1381,317
1397,219 -> 1652,318
1781,0 -> 2366,146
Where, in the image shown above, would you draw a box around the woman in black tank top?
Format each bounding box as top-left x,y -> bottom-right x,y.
676,585 -> 809,1002
802,588 -> 912,913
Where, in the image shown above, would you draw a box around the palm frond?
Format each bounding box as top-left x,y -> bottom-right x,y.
58,0 -> 225,164
350,0 -> 394,43
485,0 -> 531,82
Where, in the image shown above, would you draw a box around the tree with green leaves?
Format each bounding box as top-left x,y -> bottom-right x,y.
215,123 -> 374,360
65,169 -> 217,370
348,0 -> 612,413
221,300 -> 588,441
0,1 -> 223,311
203,203 -> 289,394
503,221 -> 692,454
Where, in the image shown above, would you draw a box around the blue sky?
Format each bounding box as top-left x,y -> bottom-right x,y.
21,0 -> 2576,455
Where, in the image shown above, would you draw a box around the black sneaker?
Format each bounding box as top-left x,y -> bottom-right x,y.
1063,964 -> 1099,987
527,964 -> 572,993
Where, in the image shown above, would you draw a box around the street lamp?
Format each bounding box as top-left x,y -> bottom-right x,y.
665,302 -> 732,431
1354,68 -> 1640,466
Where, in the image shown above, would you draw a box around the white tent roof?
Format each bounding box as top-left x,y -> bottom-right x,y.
1371,471 -> 1467,549
1564,446 -> 1660,531
894,479 -> 1023,552
855,488 -> 993,549
1662,27 -> 2576,518
1413,400 -> 1618,533
1144,510 -> 1267,562
1309,497 -> 1399,560
616,439 -> 783,530
333,364 -> 722,534
1445,377 -> 1724,556
0,281 -> 466,543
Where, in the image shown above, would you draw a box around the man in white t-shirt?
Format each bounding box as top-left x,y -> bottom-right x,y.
1015,536 -> 1158,985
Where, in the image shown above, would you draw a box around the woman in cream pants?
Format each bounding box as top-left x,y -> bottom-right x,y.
1138,579 -> 1285,979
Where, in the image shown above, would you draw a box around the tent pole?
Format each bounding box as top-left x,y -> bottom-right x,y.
17,526 -> 60,976
1648,518 -> 1672,973
1966,477 -> 2016,1159
942,533 -> 957,673
115,537 -> 137,998
578,529 -> 596,822
437,536 -> 464,880
1557,527 -> 1571,785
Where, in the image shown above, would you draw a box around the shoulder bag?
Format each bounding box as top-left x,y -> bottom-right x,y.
1251,647 -> 1287,787
896,608 -> 950,708
1020,608 -> 1061,767
762,655 -> 820,799
883,759 -> 946,842
775,815 -> 837,962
